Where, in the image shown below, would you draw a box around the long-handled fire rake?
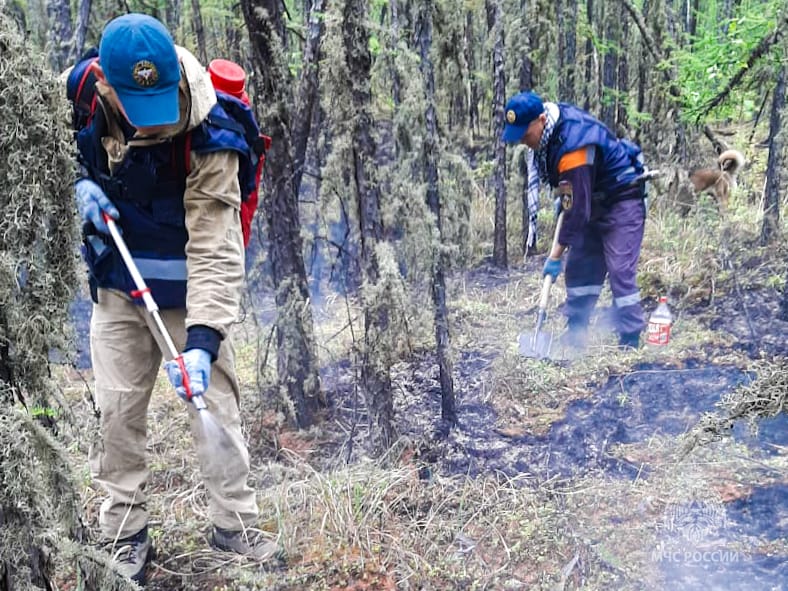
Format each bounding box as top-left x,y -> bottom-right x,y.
102,213 -> 207,411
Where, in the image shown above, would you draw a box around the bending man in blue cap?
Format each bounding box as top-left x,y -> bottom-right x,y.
502,91 -> 647,350
72,13 -> 278,585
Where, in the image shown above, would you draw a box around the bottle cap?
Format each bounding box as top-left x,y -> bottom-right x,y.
659,296 -> 667,303
208,59 -> 247,99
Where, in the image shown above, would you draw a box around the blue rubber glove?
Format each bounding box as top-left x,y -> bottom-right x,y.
543,257 -> 562,281
164,348 -> 212,401
75,178 -> 119,234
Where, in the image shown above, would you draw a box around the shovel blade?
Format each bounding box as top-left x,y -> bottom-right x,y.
518,330 -> 553,358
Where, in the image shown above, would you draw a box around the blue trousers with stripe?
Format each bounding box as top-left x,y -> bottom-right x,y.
564,198 -> 646,336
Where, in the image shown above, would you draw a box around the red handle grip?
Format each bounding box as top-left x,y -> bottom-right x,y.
176,355 -> 193,401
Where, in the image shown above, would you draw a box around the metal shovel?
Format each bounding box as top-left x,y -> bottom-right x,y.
518,210 -> 564,359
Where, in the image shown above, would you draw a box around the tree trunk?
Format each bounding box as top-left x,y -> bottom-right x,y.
761,55 -> 785,245
720,0 -> 733,36
519,0 -> 534,91
165,0 -> 183,38
226,15 -> 241,63
70,0 -> 91,61
418,0 -> 456,426
191,0 -> 208,65
686,0 -> 698,37
601,2 -> 617,128
780,264 -> 788,321
341,0 -> 395,451
636,0 -> 649,125
558,0 -> 577,102
620,0 -> 689,159
240,0 -> 323,429
617,3 -> 629,131
389,0 -> 402,107
488,0 -> 507,267
46,0 -> 72,71
291,0 -> 326,196
466,11 -> 480,134
0,13 -> 138,589
584,0 -> 596,110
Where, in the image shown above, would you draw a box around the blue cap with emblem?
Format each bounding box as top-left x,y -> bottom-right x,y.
99,13 -> 181,127
501,91 -> 544,143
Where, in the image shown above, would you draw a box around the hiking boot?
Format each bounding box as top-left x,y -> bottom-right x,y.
104,526 -> 153,586
210,526 -> 283,562
619,331 -> 641,350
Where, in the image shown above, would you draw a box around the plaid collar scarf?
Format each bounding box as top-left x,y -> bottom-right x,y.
525,103 -> 560,251
533,103 -> 558,183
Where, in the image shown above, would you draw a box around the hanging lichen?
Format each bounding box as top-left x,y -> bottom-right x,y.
0,9 -> 136,590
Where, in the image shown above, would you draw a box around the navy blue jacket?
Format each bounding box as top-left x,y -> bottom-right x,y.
545,104 -> 644,246
77,98 -> 250,310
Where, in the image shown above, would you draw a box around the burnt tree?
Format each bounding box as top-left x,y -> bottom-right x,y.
518,0 -> 535,92
761,52 -> 785,245
465,10 -> 481,135
291,0 -> 326,195
600,0 -> 618,128
557,0 -> 577,102
341,0 -> 395,450
165,0 -> 183,36
617,2 -> 630,131
46,0 -> 71,70
418,0 -> 456,426
190,0 -> 208,65
584,0 -> 597,110
488,0 -> 507,268
70,0 -> 90,61
240,0 -> 323,428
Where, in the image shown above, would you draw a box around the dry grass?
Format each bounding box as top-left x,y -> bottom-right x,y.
49,131 -> 788,589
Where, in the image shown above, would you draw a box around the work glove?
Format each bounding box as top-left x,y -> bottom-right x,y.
164,348 -> 212,401
75,178 -> 119,234
543,257 -> 562,281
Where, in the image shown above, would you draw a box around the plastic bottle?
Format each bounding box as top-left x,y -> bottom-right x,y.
646,296 -> 672,346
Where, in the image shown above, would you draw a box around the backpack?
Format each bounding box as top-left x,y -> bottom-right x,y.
65,51 -> 269,247
65,48 -> 99,131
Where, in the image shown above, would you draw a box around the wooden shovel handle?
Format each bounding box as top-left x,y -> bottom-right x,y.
538,211 -> 565,310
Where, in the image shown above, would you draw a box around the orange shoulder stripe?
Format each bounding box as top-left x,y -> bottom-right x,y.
558,146 -> 595,173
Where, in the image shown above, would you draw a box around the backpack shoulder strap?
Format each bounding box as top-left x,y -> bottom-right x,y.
66,48 -> 100,130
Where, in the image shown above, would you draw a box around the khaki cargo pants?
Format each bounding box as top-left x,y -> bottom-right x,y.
89,289 -> 258,540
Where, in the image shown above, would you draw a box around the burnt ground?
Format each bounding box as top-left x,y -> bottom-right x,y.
63,253 -> 787,589
312,258 -> 788,590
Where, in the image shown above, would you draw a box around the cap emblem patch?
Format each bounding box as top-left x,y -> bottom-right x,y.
506,109 -> 516,124
132,60 -> 159,87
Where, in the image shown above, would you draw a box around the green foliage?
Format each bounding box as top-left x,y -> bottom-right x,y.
676,3 -> 781,122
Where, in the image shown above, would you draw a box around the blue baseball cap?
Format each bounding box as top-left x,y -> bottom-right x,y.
99,14 -> 181,127
501,91 -> 545,143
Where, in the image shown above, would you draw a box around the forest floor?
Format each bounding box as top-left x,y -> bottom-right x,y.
55,186 -> 787,590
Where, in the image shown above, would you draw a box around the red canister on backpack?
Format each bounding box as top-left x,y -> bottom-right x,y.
208,58 -> 250,105
207,59 -> 269,248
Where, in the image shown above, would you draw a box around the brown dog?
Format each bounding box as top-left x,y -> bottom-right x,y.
680,149 -> 745,215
